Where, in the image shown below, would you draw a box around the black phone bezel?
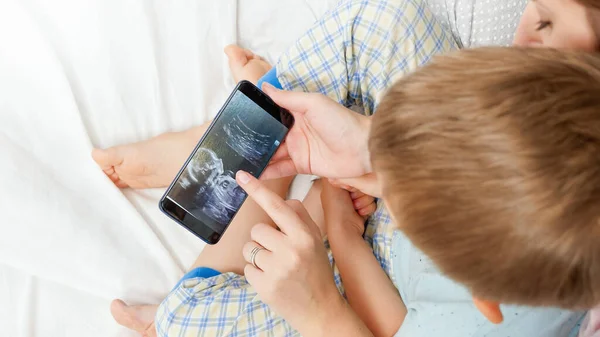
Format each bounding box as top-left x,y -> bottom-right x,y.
159,80 -> 294,245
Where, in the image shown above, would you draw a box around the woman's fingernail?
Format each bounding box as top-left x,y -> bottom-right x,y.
237,171 -> 251,185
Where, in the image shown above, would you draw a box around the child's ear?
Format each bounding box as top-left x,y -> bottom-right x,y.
472,297 -> 504,324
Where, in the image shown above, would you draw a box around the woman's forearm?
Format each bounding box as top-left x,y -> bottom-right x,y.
300,293 -> 374,337
329,226 -> 407,337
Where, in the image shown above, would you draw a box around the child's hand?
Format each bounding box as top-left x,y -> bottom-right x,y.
321,181 -> 370,237
328,179 -> 377,218
350,190 -> 377,218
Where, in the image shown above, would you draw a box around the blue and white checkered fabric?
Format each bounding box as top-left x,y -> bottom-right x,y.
276,0 -> 456,116
155,1 -> 457,336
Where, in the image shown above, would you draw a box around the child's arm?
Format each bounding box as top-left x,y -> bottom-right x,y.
324,185 -> 407,337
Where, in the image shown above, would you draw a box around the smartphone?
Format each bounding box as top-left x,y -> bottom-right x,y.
159,81 -> 294,244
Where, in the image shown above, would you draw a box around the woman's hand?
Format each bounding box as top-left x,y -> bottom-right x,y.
260,84 -> 373,181
329,173 -> 382,199
236,171 -> 352,336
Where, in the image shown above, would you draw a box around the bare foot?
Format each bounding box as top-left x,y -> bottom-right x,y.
93,45 -> 271,189
92,127 -> 205,189
224,44 -> 272,84
110,299 -> 158,337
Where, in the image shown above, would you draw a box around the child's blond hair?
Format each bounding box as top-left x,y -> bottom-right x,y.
369,47 -> 600,309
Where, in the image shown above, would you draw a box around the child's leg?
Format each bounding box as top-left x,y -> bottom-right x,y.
111,179 -> 325,337
273,0 -> 458,115
105,45 -> 289,335
92,45 -> 272,189
95,1 -> 458,190
111,176 -> 292,336
188,176 -> 294,274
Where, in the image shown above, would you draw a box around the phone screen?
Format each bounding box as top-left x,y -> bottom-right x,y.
162,82 -> 291,243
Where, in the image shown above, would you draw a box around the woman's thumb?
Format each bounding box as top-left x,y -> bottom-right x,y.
261,83 -> 312,114
329,174 -> 382,198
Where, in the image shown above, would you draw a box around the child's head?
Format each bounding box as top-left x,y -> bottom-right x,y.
369,47 -> 600,322
514,0 -> 600,51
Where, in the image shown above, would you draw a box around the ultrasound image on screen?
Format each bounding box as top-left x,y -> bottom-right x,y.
223,115 -> 274,167
167,90 -> 288,233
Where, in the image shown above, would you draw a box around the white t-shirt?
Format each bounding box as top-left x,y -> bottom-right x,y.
427,0 -> 528,47
390,230 -> 585,337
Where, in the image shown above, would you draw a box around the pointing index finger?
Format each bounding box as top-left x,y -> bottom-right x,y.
237,171 -> 306,235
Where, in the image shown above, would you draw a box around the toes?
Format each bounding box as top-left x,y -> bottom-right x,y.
114,179 -> 130,189
110,299 -> 157,334
224,44 -> 250,68
224,44 -> 262,61
111,299 -> 145,332
108,170 -> 119,181
144,322 -> 158,337
93,148 -> 130,188
243,48 -> 256,59
92,148 -> 124,170
104,166 -> 116,176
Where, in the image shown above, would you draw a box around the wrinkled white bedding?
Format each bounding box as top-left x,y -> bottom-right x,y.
0,0 -> 334,335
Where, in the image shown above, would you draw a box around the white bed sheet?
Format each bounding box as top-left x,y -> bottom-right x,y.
0,0 -> 335,336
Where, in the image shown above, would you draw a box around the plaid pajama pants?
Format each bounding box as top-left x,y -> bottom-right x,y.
156,0 -> 457,336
